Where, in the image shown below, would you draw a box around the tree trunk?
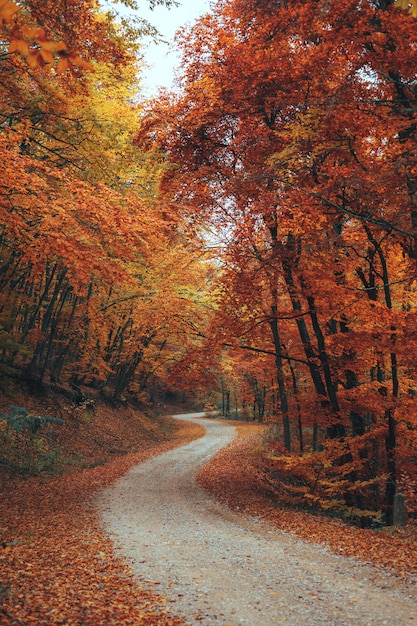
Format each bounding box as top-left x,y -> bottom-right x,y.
363,224 -> 398,524
270,305 -> 291,451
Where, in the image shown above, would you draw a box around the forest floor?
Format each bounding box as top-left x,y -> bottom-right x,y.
0,388 -> 417,624
0,385 -> 202,625
198,422 -> 417,582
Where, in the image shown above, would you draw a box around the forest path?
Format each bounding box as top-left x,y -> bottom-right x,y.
97,414 -> 417,625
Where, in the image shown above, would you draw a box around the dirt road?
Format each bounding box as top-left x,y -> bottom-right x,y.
97,414 -> 417,625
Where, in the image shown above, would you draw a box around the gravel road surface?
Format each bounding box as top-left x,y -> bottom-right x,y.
97,413 -> 417,625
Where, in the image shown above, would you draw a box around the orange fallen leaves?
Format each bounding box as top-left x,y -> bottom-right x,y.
4,409 -> 416,624
198,423 -> 417,583
0,418 -> 204,625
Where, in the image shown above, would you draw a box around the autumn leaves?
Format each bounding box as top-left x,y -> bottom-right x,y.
137,0 -> 417,523
2,0 -> 417,524
0,0 -> 95,72
0,1 -> 211,399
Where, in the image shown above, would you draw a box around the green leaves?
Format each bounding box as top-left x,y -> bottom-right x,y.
0,406 -> 63,434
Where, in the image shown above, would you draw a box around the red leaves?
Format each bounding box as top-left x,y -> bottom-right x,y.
138,0 -> 417,522
0,414 -> 203,625
198,424 -> 417,580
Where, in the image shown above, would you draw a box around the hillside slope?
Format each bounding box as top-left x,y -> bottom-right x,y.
0,384 -> 205,625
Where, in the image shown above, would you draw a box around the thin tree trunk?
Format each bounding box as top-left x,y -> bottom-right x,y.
270,305 -> 291,451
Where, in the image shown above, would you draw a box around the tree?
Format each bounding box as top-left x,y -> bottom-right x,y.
137,0 -> 417,523
0,0 -> 214,406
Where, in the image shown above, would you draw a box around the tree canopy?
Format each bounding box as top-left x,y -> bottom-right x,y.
136,0 -> 417,525
0,0 -> 212,403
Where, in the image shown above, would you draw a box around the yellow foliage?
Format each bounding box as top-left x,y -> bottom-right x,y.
395,0 -> 417,17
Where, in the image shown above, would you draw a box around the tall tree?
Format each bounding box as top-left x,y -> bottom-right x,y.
137,0 -> 417,523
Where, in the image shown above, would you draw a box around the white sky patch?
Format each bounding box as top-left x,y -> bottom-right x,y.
102,0 -> 211,97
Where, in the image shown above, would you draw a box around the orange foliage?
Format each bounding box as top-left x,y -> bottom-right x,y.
198,424 -> 417,581
0,416 -> 203,625
0,0 -> 213,401
138,0 -> 417,523
0,0 -> 128,73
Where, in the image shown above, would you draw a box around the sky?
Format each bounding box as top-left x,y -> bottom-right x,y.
131,0 -> 212,97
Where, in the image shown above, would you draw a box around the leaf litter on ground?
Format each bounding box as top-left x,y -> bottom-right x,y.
197,422 -> 417,584
2,416 -> 417,625
0,417 -> 204,626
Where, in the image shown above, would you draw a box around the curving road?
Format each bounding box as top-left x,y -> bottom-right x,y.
97,414 -> 417,625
